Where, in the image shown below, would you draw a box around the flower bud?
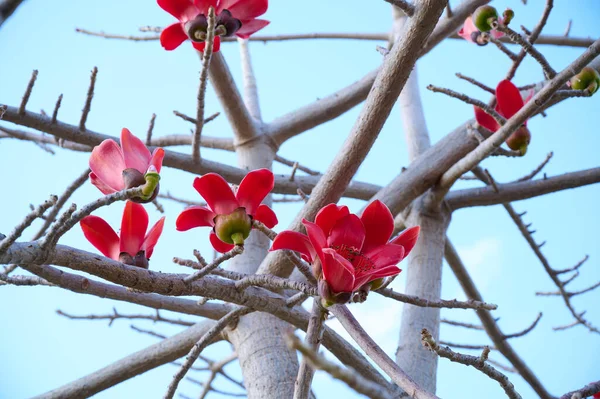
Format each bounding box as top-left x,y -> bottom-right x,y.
214,207 -> 252,245
134,250 -> 150,269
570,67 -> 600,94
122,167 -> 160,204
502,8 -> 514,25
318,279 -> 352,307
472,5 -> 499,32
505,126 -> 531,155
185,14 -> 208,42
470,31 -> 489,46
368,277 -> 387,291
216,9 -> 242,37
119,252 -> 135,265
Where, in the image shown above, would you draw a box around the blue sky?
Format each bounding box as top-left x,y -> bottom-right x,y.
0,0 -> 599,398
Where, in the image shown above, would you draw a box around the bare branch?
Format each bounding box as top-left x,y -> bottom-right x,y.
514,152 -> 553,182
56,308 -> 196,327
18,69 -> 38,115
146,113 -> 156,146
79,67 -> 98,131
553,255 -> 589,275
502,313 -> 543,340
294,300 -> 327,399
377,288 -> 497,310
183,245 -> 244,283
455,73 -> 495,94
384,0 -> 415,17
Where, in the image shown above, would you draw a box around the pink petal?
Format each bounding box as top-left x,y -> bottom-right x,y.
391,226 -> 420,258
474,106 -> 500,132
270,231 -> 315,262
365,244 -> 405,269
353,265 -> 401,291
149,148 -> 165,173
321,248 -> 355,294
80,215 -> 120,260
175,206 -> 216,231
236,168 -> 274,216
303,220 -> 328,265
210,231 -> 235,253
328,214 -> 365,252
457,16 -> 477,43
360,200 -> 394,253
192,174 -> 239,214
160,23 -> 189,51
121,128 -> 151,174
143,217 -> 166,259
89,139 -> 126,192
236,19 -> 269,39
194,0 -> 217,13
491,29 -> 505,39
496,80 -> 525,119
314,203 -> 349,237
158,0 -> 199,20
89,172 -> 117,195
254,204 -> 278,228
120,201 -> 149,257
224,0 -> 268,20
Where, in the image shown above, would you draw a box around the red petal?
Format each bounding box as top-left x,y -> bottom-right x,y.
236,19 -> 269,39
210,231 -> 235,253
353,265 -> 401,291
254,204 -> 278,228
120,202 -> 149,257
80,215 -> 120,260
496,80 -> 524,119
391,226 -> 420,257
224,0 -> 268,20
89,139 -> 126,192
158,0 -> 199,20
360,200 -> 394,253
121,128 -> 151,174
321,248 -> 355,293
143,217 -> 166,259
328,214 -> 365,251
236,168 -> 274,216
89,172 -> 117,195
160,23 -> 188,51
192,36 -> 221,52
270,231 -> 315,262
365,244 -> 405,269
457,17 -> 477,43
175,206 -> 216,231
303,220 -> 327,265
194,0 -> 217,13
474,106 -> 500,132
314,203 -> 349,237
149,148 -> 165,173
192,174 -> 239,214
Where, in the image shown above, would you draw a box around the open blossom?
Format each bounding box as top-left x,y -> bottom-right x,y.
474,80 -> 533,154
89,128 -> 165,202
458,16 -> 504,45
176,169 -> 278,253
271,200 -> 420,304
158,0 -> 269,52
80,201 -> 165,269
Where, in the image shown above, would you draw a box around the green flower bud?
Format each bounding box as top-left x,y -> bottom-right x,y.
214,207 -> 252,245
122,168 -> 160,203
473,5 -> 499,32
369,278 -> 387,291
570,67 -> 600,94
318,279 -> 352,307
505,126 -> 531,155
502,8 -> 514,25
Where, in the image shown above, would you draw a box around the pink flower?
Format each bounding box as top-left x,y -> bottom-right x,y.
176,169 -> 278,253
158,0 -> 269,52
80,201 -> 165,268
271,200 -> 420,302
458,16 -> 504,45
89,128 -> 165,201
474,80 -> 534,153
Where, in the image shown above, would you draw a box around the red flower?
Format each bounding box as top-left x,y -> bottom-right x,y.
158,0 -> 269,52
80,201 -> 165,268
593,392 -> 600,399
458,16 -> 504,45
89,128 -> 165,200
474,80 -> 534,154
176,169 -> 278,253
271,200 -> 420,300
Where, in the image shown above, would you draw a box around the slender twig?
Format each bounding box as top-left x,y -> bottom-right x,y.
18,69 -> 38,115
56,308 -> 195,327
79,66 -> 98,131
383,0 -> 415,16
252,220 -> 277,240
51,93 -> 63,124
173,110 -> 220,125
489,36 -> 518,61
275,155 -> 321,176
553,255 -> 589,275
183,246 -> 244,283
377,288 -> 497,310
146,113 -> 156,145
0,273 -> 54,286
294,300 -> 327,399
503,313 -> 543,339
455,73 -> 495,94
558,380 -> 600,399
441,319 -> 484,330
40,203 -> 77,250
439,341 -> 495,351
514,152 -> 553,182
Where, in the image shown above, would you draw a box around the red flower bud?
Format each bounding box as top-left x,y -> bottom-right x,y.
473,5 -> 499,32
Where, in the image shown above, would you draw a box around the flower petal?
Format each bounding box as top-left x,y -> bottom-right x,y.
328,214 -> 365,251
142,217 -> 166,259
224,0 -> 268,20
236,168 -> 274,216
158,0 -> 199,20
89,172 -> 117,195
365,243 -> 405,269
80,215 -> 120,260
496,80 -> 525,119
160,23 -> 188,51
457,16 -> 477,43
89,139 -> 126,192
194,0 -> 217,13
192,36 -> 221,52
474,106 -> 500,133
353,265 -> 401,291
321,248 -> 355,294
236,19 -> 269,38
314,203 -> 349,237
192,174 -> 239,214
254,204 -> 278,228
149,148 -> 165,173
120,202 -> 149,257
391,226 -> 420,257
210,231 -> 235,253
175,206 -> 216,231
360,200 -> 394,253
270,231 -> 315,262
121,128 -> 152,174
303,220 -> 327,264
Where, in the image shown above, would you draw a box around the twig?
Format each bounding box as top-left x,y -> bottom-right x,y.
502,313 -> 543,339
79,66 -> 98,131
377,288 -> 497,310
489,36 -> 518,61
252,220 -> 277,240
275,155 -> 321,176
56,308 -> 195,327
455,73 -> 495,94
173,110 -> 220,125
558,380 -> 600,399
383,0 -> 415,16
294,300 -> 327,399
421,329 -> 522,399
553,255 -> 589,275
441,319 -> 484,330
146,113 -> 156,146
51,93 -> 63,124
18,69 -> 38,115
0,273 -> 54,286
183,246 -> 244,283
563,20 -> 572,37
439,341 -> 495,351
514,152 -> 553,182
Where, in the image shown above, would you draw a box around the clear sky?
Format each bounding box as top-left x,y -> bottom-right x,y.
0,0 -> 599,398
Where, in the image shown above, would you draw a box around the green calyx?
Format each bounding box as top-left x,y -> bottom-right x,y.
214,208 -> 252,245
473,5 -> 499,32
570,67 -> 600,94
505,126 -> 531,156
141,171 -> 160,200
